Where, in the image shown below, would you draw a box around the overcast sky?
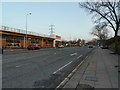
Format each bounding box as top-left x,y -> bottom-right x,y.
1,2 -> 114,41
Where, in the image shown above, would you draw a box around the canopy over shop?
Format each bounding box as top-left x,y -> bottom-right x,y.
0,26 -> 55,49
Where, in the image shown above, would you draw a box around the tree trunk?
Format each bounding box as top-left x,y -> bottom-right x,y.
114,30 -> 118,53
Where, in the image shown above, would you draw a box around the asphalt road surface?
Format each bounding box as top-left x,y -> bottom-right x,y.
2,46 -> 93,88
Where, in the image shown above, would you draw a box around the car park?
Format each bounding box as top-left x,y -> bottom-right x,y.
27,45 -> 41,50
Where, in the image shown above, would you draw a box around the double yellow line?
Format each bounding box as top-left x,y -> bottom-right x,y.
55,56 -> 89,90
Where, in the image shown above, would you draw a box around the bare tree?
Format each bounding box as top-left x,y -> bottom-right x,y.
79,0 -> 120,53
91,23 -> 109,40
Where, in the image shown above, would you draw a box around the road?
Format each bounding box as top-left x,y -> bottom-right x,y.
2,46 -> 93,88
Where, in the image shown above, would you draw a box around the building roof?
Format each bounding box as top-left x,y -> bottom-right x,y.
0,26 -> 55,40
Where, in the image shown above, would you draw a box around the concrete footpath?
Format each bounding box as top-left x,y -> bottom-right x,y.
63,47 -> 119,89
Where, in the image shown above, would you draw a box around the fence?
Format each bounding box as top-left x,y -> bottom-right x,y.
0,25 -> 51,38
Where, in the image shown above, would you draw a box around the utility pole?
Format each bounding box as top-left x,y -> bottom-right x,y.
49,24 -> 55,37
49,24 -> 56,48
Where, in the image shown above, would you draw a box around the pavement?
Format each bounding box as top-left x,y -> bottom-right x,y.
62,47 -> 119,89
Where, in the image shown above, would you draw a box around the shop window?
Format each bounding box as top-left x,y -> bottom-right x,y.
6,39 -> 13,43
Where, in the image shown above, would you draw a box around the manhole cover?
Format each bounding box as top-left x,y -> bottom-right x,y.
85,76 -> 97,82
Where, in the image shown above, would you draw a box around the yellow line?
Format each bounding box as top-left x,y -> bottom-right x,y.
67,73 -> 72,78
55,78 -> 67,90
55,55 -> 89,90
72,68 -> 77,73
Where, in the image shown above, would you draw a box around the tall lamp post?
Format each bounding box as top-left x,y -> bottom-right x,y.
24,12 -> 32,48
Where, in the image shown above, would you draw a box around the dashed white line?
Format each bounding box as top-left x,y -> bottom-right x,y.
53,61 -> 73,74
70,53 -> 77,56
77,55 -> 83,59
16,63 -> 30,67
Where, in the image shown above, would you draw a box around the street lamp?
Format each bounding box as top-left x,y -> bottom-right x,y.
24,12 -> 32,48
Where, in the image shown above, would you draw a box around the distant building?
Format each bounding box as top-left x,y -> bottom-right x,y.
0,26 -> 56,49
49,34 -> 62,47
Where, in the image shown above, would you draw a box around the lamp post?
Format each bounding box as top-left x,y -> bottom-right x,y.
24,12 -> 31,48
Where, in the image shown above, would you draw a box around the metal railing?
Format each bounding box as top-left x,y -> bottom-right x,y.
0,25 -> 52,38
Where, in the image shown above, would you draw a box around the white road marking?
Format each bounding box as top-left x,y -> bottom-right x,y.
54,53 -> 56,54
77,55 -> 83,59
16,63 -> 30,67
53,61 -> 73,74
70,53 -> 77,56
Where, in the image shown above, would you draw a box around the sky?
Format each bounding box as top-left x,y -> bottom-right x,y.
1,2 -> 114,41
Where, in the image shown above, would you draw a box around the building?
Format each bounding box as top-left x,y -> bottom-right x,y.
0,26 -> 56,49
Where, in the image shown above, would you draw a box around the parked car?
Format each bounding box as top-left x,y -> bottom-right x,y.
88,45 -> 94,48
101,45 -> 109,49
27,45 -> 41,50
58,45 -> 64,48
79,44 -> 82,47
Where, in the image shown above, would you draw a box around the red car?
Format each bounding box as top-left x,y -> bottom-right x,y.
27,45 -> 41,50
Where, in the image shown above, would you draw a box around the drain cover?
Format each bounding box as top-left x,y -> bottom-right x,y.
85,76 -> 97,82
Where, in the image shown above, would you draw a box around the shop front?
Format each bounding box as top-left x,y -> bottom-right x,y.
0,29 -> 55,49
